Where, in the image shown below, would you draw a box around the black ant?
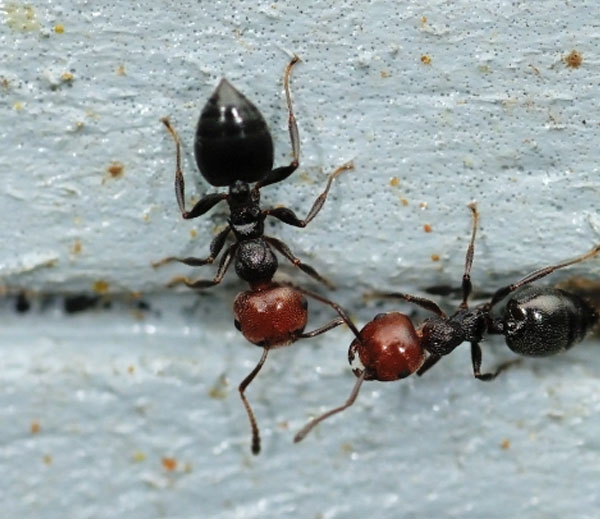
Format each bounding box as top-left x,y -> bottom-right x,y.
156,56 -> 354,454
155,55 -> 349,290
295,203 -> 599,443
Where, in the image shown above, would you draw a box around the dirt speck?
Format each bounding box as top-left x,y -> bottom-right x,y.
565,50 -> 582,69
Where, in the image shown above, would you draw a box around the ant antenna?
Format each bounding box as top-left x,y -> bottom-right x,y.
294,371 -> 366,443
239,349 -> 269,455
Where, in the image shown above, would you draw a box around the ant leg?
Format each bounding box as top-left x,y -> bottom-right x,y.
161,117 -> 227,218
366,203 -> 476,317
182,193 -> 228,220
166,243 -> 237,289
486,240 -> 600,310
294,372 -> 366,443
471,342 -> 522,381
277,284 -> 364,443
298,318 -> 346,338
366,291 -> 447,318
263,162 -> 354,227
294,285 -> 362,340
265,236 -> 334,289
416,354 -> 442,376
239,348 -> 270,455
283,55 -> 301,164
460,202 -> 479,309
470,342 -> 497,381
255,56 -> 301,189
152,226 -> 231,268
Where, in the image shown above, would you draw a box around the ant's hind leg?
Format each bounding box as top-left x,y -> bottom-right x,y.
254,56 -> 302,189
160,117 -> 227,218
486,240 -> 600,310
283,55 -> 301,166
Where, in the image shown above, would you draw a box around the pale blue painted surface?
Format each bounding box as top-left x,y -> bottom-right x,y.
0,1 -> 599,518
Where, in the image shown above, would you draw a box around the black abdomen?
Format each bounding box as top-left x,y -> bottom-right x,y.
195,79 -> 274,186
503,286 -> 598,356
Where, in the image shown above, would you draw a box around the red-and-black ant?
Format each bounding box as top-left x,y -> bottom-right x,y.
156,56 -> 354,454
295,203 -> 599,443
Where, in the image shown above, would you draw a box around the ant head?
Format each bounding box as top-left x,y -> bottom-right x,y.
348,312 -> 426,381
194,79 -> 274,187
233,282 -> 308,348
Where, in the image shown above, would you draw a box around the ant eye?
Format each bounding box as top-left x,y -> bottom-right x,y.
397,369 -> 411,379
234,319 -> 241,331
301,297 -> 308,310
373,312 -> 387,321
348,341 -> 366,372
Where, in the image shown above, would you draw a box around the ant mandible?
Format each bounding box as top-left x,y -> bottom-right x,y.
156,56 -> 355,454
295,203 -> 599,443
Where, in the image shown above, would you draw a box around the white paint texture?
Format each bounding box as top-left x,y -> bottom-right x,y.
0,1 -> 599,518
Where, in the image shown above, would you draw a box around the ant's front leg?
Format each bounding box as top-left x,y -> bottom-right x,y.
161,117 -> 228,219
152,226 -> 231,268
263,162 -> 354,228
